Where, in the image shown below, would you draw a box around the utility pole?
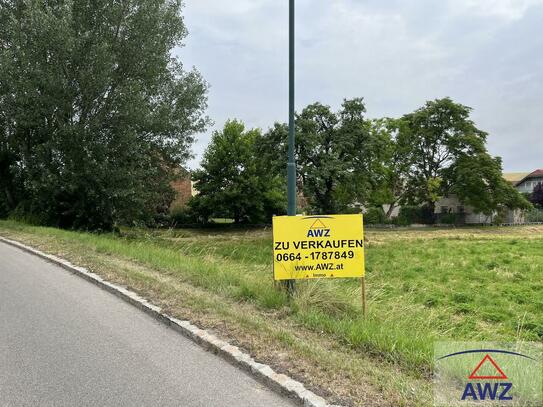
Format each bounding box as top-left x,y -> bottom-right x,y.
285,0 -> 296,294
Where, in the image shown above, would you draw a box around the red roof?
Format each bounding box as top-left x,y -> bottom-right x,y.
529,169 -> 543,177
518,169 -> 543,185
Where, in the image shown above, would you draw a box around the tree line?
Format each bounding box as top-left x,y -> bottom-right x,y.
0,1 -> 531,230
188,98 -> 530,224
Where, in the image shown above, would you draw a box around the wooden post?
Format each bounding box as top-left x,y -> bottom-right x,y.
361,277 -> 367,317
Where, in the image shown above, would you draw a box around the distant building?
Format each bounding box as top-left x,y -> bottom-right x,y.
504,170 -> 543,194
379,169 -> 541,225
432,169 -> 542,224
170,170 -> 197,209
434,195 -> 524,225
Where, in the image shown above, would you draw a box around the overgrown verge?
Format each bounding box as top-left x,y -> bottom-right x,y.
2,221 -> 542,405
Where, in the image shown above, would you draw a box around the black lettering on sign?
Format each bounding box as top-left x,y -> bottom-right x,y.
275,242 -> 289,250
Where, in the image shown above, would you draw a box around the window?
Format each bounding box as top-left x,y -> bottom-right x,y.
457,206 -> 465,213
441,206 -> 448,214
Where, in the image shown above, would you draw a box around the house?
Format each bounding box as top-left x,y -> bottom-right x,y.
431,169 -> 542,225
170,170 -> 197,209
505,170 -> 543,194
433,195 -> 524,225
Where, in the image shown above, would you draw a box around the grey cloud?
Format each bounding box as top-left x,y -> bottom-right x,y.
177,0 -> 543,171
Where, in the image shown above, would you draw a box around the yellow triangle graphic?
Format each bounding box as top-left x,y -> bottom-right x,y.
310,219 -> 327,229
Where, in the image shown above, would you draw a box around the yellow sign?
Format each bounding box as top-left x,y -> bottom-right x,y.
273,214 -> 365,280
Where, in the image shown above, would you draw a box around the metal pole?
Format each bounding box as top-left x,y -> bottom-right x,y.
287,0 -> 296,216
285,0 -> 296,294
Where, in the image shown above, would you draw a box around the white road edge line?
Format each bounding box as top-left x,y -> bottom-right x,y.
0,236 -> 339,407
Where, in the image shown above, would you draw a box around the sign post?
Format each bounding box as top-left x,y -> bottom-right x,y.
361,277 -> 367,317
273,214 -> 366,313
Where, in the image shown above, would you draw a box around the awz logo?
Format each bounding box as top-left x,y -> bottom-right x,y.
435,345 -> 542,406
307,219 -> 331,238
461,354 -> 512,401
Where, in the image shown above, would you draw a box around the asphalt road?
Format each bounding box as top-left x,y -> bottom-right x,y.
0,242 -> 296,407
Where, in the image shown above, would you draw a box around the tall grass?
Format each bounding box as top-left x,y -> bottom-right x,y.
2,220 -> 542,375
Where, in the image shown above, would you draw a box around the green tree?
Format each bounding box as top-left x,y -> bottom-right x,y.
261,99 -> 386,214
367,118 -> 412,218
0,0 -> 208,230
190,120 -> 286,224
397,98 -> 528,216
447,154 -> 531,215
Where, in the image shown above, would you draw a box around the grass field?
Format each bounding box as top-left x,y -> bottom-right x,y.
1,220 -> 542,406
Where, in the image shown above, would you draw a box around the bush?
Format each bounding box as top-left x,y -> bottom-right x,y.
530,183 -> 543,208
492,209 -> 507,225
438,213 -> 456,225
397,205 -> 434,225
170,206 -> 197,226
364,207 -> 386,225
0,199 -> 8,219
437,213 -> 464,225
7,202 -> 47,225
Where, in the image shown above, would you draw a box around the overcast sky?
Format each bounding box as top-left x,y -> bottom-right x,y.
176,0 -> 543,172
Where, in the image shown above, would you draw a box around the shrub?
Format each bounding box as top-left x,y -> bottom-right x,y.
438,213 -> 457,225
530,183 -> 543,208
397,205 -> 434,225
0,199 -> 8,219
8,203 -> 47,226
170,206 -> 197,226
493,209 -> 507,225
364,207 -> 386,225
436,213 -> 466,225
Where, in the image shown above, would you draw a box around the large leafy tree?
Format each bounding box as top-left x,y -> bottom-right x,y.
261,99 -> 387,214
367,118 -> 412,218
0,0 -> 208,230
447,154 -> 531,214
397,98 -> 528,215
190,120 -> 286,224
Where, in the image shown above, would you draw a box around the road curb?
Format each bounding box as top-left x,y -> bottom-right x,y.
0,236 -> 338,407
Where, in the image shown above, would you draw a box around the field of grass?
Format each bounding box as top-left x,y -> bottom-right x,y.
1,220 -> 542,406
